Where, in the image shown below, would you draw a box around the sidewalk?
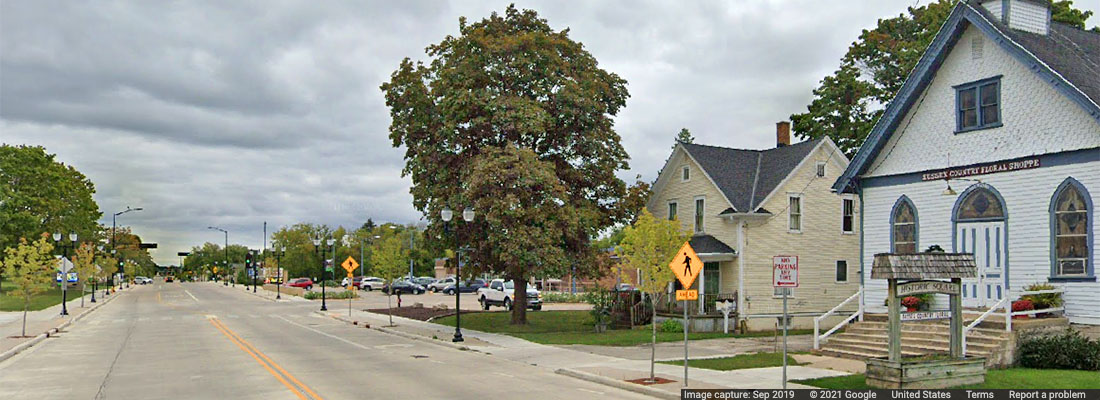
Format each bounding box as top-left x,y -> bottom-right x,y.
319,307 -> 852,397
0,285 -> 128,361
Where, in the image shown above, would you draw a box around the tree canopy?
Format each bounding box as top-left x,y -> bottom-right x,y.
0,145 -> 102,255
381,5 -> 633,302
790,0 -> 1097,157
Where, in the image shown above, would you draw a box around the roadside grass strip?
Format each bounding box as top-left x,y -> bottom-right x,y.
208,317 -> 325,400
658,352 -> 804,371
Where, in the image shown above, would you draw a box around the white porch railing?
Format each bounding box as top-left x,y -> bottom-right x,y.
962,287 -> 1065,356
813,289 -> 863,350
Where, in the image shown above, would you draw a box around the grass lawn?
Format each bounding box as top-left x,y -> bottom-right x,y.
431,310 -> 812,346
794,369 -> 1100,389
0,280 -> 90,312
659,353 -> 804,370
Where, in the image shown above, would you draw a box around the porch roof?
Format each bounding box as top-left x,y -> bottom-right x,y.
871,252 -> 977,280
690,234 -> 736,256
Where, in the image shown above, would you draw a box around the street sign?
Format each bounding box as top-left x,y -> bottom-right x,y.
669,241 -> 703,288
772,255 -> 799,287
341,257 -> 359,274
324,259 -> 333,272
56,257 -> 74,274
901,310 -> 951,322
675,289 -> 698,301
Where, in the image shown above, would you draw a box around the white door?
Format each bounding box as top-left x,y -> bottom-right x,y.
957,221 -> 1006,308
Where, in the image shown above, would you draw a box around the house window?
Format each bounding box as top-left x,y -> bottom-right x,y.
681,166 -> 690,182
891,196 -> 918,253
836,260 -> 848,282
668,202 -> 678,221
1051,178 -> 1092,278
788,195 -> 802,232
694,197 -> 705,233
955,76 -> 1001,132
842,197 -> 855,234
816,161 -> 826,177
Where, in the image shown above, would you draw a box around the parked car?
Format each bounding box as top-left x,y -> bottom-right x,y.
164,276 -> 174,283
427,277 -> 455,293
357,277 -> 384,291
134,276 -> 152,285
287,278 -> 313,290
442,279 -> 486,295
381,280 -> 425,295
411,276 -> 436,287
478,279 -> 542,311
342,276 -> 367,288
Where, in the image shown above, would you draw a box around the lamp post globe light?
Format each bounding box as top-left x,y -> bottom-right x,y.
442,206 -> 475,343
313,235 -> 329,311
274,244 -> 285,300
52,231 -> 77,316
207,226 -> 229,286
91,245 -> 103,303
112,207 -> 142,289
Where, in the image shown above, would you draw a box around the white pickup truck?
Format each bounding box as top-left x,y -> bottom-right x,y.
477,279 -> 542,311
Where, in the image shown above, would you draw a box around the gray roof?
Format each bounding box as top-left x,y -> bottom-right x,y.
681,138 -> 823,212
871,253 -> 978,280
973,4 -> 1100,106
689,234 -> 736,255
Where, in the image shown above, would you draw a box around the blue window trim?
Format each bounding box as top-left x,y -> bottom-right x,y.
954,75 -> 1003,133
1048,177 -> 1095,280
951,183 -> 1010,289
890,195 -> 919,253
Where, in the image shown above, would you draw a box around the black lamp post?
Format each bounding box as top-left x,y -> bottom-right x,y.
274,244 -> 285,300
90,245 -> 102,303
208,226 -> 229,286
442,206 -> 475,342
113,207 -> 143,290
313,235 -> 335,311
52,231 -> 77,316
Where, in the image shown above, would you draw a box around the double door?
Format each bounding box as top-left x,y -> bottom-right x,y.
957,221 -> 1006,308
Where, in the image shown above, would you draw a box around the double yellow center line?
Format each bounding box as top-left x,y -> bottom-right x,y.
209,318 -> 324,400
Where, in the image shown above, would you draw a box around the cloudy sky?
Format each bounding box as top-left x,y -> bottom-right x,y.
3,1 -> 1096,265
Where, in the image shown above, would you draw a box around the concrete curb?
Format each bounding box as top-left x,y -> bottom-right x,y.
555,368 -> 679,400
313,311 -> 474,353
0,286 -> 123,364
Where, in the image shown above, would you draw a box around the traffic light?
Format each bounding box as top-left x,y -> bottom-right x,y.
118,260 -> 125,273
245,251 -> 254,268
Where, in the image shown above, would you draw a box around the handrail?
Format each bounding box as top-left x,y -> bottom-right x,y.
813,289 -> 863,350
962,286 -> 1065,356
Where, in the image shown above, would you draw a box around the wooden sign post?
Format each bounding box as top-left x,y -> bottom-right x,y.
869,253 -> 983,389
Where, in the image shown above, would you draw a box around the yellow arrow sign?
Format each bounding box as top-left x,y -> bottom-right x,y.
341,257 -> 359,273
669,241 -> 703,288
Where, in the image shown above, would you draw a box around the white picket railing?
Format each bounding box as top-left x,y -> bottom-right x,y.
962,287 -> 1064,356
813,289 -> 863,350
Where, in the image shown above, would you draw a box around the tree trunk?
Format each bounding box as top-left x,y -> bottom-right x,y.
511,277 -> 527,325
22,301 -> 29,337
650,292 -> 657,382
80,283 -> 85,308
387,293 -> 393,326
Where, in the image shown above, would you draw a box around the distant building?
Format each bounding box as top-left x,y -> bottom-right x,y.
834,0 -> 1099,324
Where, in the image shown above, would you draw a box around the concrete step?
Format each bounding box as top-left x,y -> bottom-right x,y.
850,321 -> 1008,337
818,342 -> 925,358
843,327 -> 1006,343
831,332 -> 1003,349
824,337 -> 992,356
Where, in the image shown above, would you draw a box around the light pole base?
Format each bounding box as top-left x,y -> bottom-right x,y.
452,331 -> 464,342
320,306 -> 328,311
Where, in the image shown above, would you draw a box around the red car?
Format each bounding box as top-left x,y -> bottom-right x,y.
286,278 -> 313,290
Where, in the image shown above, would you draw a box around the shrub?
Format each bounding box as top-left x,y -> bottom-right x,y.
901,296 -> 920,309
1021,283 -> 1062,310
585,289 -> 614,331
1019,329 -> 1100,371
542,291 -> 586,303
304,290 -> 358,300
659,319 -> 683,333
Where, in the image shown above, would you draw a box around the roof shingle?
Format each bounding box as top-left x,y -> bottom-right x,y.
682,138 -> 823,212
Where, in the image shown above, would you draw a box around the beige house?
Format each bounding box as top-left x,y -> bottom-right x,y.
646,122 -> 860,331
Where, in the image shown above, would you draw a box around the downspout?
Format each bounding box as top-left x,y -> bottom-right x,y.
858,182 -> 866,321
736,219 -> 746,327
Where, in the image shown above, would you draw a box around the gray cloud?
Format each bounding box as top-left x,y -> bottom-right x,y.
4,0 -> 1095,264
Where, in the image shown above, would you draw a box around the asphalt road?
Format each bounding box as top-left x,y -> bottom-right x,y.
0,280 -> 648,400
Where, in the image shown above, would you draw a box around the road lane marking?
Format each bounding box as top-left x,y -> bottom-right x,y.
212,318 -> 324,400
493,372 -> 515,378
578,388 -> 604,395
184,290 -> 199,302
275,316 -> 373,352
209,318 -> 310,400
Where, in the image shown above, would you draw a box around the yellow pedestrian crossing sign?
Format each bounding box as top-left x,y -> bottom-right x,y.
341,257 -> 359,274
669,241 -> 703,288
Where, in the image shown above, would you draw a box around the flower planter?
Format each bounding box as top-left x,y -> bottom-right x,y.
866,357 -> 986,389
1012,314 -> 1029,320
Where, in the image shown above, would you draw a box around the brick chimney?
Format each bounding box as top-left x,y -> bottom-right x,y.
776,121 -> 791,147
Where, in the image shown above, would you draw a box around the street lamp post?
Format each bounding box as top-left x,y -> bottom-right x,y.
313,235 -> 335,311
442,206 -> 475,343
91,245 -> 102,303
52,232 -> 78,316
274,244 -> 285,300
208,227 -> 229,287
113,206 -> 143,291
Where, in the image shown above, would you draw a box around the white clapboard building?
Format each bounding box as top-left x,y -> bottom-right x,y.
833,0 -> 1100,324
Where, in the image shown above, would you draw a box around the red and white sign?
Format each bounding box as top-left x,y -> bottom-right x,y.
773,256 -> 799,288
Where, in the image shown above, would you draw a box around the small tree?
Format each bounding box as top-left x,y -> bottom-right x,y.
72,242 -> 96,307
98,255 -> 117,294
1,235 -> 56,337
371,235 -> 408,326
616,210 -> 689,383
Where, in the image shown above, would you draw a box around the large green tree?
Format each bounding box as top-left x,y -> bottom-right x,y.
791,0 -> 1096,157
0,145 -> 101,269
381,5 -> 633,311
466,145 -> 581,324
